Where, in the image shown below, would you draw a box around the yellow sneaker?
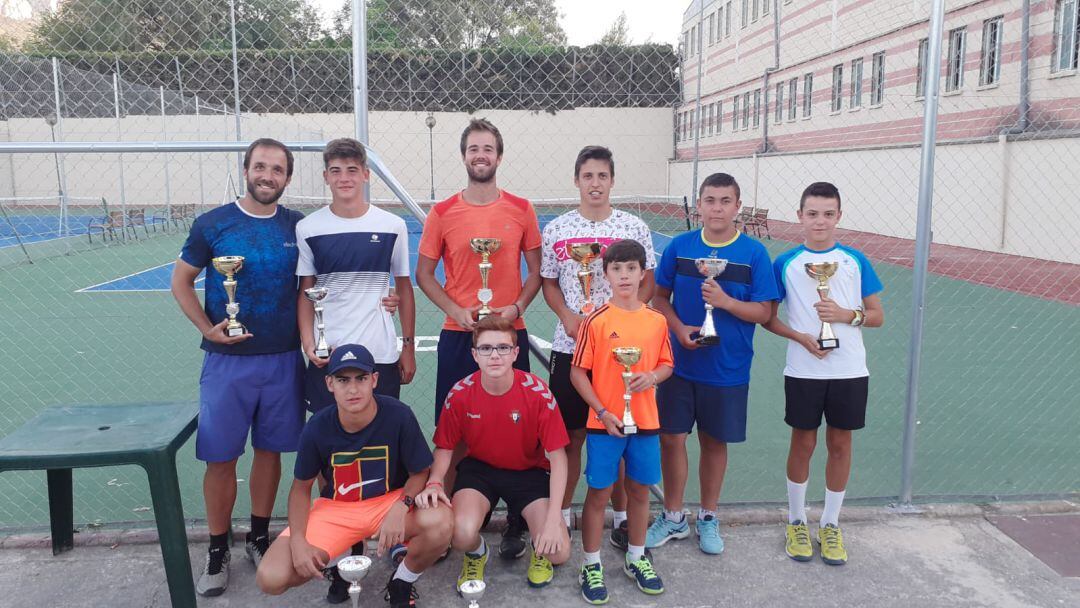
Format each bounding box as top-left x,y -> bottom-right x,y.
818,523 -> 848,565
457,550 -> 488,593
526,550 -> 554,588
785,520 -> 813,562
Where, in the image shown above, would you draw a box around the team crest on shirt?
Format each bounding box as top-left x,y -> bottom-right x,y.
510,410 -> 521,423
331,446 -> 390,502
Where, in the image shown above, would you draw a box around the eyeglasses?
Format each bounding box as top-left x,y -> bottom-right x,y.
475,344 -> 514,356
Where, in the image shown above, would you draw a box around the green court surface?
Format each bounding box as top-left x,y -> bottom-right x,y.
0,227 -> 1077,531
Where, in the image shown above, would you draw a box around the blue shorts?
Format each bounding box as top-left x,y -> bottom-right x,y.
585,433 -> 661,489
434,328 -> 530,424
196,350 -> 305,463
658,374 -> 749,443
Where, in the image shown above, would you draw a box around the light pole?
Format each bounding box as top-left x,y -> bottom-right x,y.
45,113 -> 66,233
425,112 -> 436,200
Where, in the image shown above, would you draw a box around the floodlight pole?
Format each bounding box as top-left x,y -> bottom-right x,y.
161,87 -> 172,222
229,0 -> 244,186
689,0 -> 705,208
113,74 -> 127,228
899,0 -> 947,508
50,58 -> 69,236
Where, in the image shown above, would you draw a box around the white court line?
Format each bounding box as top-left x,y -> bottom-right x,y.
76,260 -> 204,293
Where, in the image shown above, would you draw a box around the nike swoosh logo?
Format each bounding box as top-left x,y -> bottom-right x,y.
337,478 -> 384,495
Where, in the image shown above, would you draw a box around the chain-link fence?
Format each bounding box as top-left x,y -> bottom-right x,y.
0,0 -> 1077,531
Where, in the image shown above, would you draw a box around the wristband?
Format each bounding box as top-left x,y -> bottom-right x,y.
512,303 -> 522,318
401,336 -> 415,345
595,408 -> 608,421
425,481 -> 443,488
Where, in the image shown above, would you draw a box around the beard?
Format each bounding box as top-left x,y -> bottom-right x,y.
246,178 -> 286,205
466,162 -> 497,184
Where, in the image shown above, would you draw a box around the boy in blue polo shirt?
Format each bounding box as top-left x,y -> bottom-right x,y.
649,173 -> 778,554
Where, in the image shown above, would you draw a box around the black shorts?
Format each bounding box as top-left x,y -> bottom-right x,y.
784,376 -> 868,431
548,351 -> 590,431
435,328 -> 530,425
453,457 -> 550,516
305,360 -> 401,413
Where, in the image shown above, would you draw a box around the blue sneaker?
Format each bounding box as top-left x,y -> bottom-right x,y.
645,514 -> 690,548
696,514 -> 725,555
623,552 -> 664,595
579,563 -> 609,605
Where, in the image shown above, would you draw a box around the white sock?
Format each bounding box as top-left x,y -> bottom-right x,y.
612,510 -> 627,527
664,509 -> 684,523
821,489 -> 846,527
626,544 -> 645,562
466,536 -> 487,558
562,508 -> 572,528
787,478 -> 808,524
582,550 -> 601,567
393,561 -> 421,583
698,508 -> 717,521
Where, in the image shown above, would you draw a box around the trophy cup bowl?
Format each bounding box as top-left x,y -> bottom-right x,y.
211,255 -> 246,337
804,262 -> 840,350
612,346 -> 643,435
470,238 -> 502,320
337,555 -> 372,608
692,258 -> 729,346
304,286 -> 331,358
459,579 -> 486,608
567,242 -> 602,314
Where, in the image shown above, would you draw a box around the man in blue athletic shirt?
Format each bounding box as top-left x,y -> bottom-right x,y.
171,138 -> 305,596
649,172 -> 778,555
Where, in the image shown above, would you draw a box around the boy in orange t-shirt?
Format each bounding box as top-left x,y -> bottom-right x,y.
571,239 -> 674,603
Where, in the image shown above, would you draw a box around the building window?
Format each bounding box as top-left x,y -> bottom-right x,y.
831,64 -> 843,112
752,0 -> 760,22
726,2 -> 733,36
741,0 -> 750,28
752,89 -> 761,128
980,17 -> 1003,86
803,72 -> 813,117
788,78 -> 798,120
1053,0 -> 1080,72
762,0 -> 771,17
775,81 -> 784,122
704,104 -> 712,136
742,91 -> 751,129
946,27 -> 966,92
916,38 -> 928,98
709,14 -> 716,45
716,101 -> 723,134
850,58 -> 864,108
871,51 -> 885,105
733,95 -> 740,130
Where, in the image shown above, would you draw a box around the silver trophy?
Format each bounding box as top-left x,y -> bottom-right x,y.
693,257 -> 729,346
304,286 -> 331,358
336,555 -> 372,608
460,579 -> 486,608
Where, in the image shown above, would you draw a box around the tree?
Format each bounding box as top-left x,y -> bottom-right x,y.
334,0 -> 567,50
599,11 -> 630,46
28,0 -> 323,52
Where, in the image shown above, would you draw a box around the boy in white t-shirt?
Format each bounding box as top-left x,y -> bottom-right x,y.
763,182 -> 884,566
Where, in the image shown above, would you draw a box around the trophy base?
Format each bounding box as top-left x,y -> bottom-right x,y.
226,325 -> 246,337
818,338 -> 839,350
621,424 -> 638,435
690,331 -> 719,346
314,348 -> 330,359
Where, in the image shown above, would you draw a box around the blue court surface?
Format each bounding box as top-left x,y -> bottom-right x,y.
0,214 -> 107,248
78,216 -> 672,293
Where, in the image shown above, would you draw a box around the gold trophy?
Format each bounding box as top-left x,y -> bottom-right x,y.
612,346 -> 643,435
470,237 -> 501,320
211,256 -> 246,337
567,242 -> 602,314
693,257 -> 729,346
304,286 -> 330,358
805,262 -> 840,350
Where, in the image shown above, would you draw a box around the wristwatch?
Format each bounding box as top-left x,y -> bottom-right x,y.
595,408 -> 608,421
850,307 -> 865,327
400,494 -> 415,509
401,337 -> 415,345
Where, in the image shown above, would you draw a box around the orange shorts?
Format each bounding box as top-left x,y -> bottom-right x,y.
280,489 -> 403,558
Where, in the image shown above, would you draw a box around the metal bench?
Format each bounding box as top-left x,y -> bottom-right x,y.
0,402 -> 199,608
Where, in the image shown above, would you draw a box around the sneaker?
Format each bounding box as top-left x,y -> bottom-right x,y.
644,514 -> 689,548
384,575 -> 419,608
196,547 -> 230,597
623,552 -> 664,595
499,514 -> 528,560
456,550 -> 488,594
818,523 -> 848,565
578,563 -> 608,605
527,550 -> 554,588
785,520 -> 813,562
244,532 -> 269,568
608,520 -> 628,551
695,514 -> 724,555
324,566 -> 350,605
390,543 -> 408,565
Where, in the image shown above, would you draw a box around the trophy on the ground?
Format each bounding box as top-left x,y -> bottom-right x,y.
304,286 -> 331,358
693,257 -> 729,346
211,256 -> 246,337
805,262 -> 840,350
470,237 -> 501,320
612,346 -> 643,435
459,579 -> 486,608
567,242 -> 602,314
337,554 -> 372,608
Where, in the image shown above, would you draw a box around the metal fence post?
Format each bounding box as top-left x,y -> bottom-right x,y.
160,87 -> 172,223
112,74 -> 127,228
352,0 -> 370,200
50,58 -> 69,236
229,0 -> 244,185
689,0 -> 705,207
898,0 -> 947,508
